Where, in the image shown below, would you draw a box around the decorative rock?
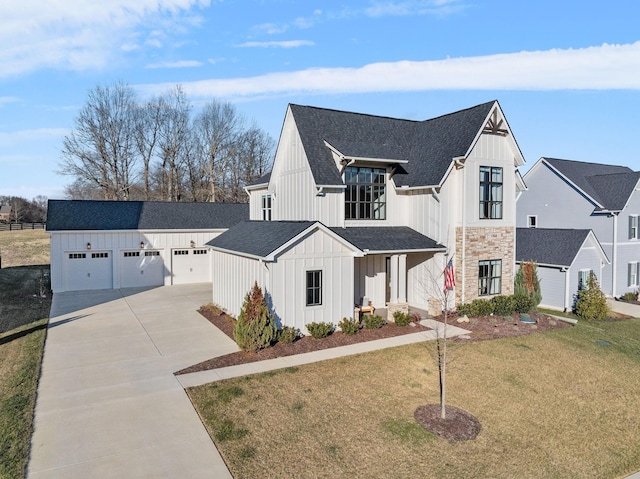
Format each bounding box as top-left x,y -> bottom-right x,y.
549,319 -> 557,326
529,324 -> 538,330
458,334 -> 471,340
457,315 -> 470,323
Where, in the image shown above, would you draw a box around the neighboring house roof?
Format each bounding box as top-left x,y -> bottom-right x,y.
329,226 -> 445,253
208,221 -> 445,259
516,228 -> 608,268
543,157 -> 639,211
46,200 -> 249,231
289,101 -> 500,188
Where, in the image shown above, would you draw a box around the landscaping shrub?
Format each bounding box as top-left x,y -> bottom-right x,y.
515,261 -> 542,308
491,295 -> 515,316
575,272 -> 608,321
363,314 -> 386,329
512,293 -> 534,314
306,322 -> 334,339
393,311 -> 412,326
233,282 -> 277,352
338,317 -> 360,335
456,303 -> 474,317
471,298 -> 494,316
277,326 -> 300,344
621,291 -> 638,302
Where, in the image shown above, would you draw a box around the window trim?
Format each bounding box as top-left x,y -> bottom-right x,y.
261,194 -> 272,221
578,269 -> 594,290
629,262 -> 639,287
630,215 -> 638,240
478,259 -> 502,296
527,215 -> 537,228
479,166 -> 503,220
344,166 -> 387,220
306,270 -> 323,307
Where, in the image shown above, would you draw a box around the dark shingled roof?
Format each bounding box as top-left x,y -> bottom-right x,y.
329,226 -> 445,252
516,228 -> 595,267
246,172 -> 271,187
290,101 -> 497,188
544,158 -> 638,210
46,200 -> 249,231
207,221 -> 315,257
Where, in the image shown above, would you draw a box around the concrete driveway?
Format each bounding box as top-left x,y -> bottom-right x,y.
28,284 -> 238,478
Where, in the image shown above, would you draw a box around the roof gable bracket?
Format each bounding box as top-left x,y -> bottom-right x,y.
483,110 -> 509,136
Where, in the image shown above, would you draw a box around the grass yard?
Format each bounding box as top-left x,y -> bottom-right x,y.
0,230 -> 50,479
189,320 -> 640,479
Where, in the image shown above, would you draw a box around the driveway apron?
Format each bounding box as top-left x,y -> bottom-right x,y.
28,284 -> 238,479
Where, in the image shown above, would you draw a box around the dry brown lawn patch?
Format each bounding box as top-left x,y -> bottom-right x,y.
0,230 -> 49,268
189,320 -> 640,479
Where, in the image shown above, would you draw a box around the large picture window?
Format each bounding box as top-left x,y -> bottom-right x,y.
345,167 -> 386,220
306,270 -> 322,306
478,259 -> 501,296
479,166 -> 503,219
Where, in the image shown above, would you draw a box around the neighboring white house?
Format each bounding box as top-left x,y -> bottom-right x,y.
517,157 -> 640,298
208,100 -> 527,331
515,228 -> 609,311
47,200 -> 248,293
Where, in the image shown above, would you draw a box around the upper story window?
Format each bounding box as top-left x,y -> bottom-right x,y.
345,166 -> 386,220
479,166 -> 503,220
261,194 -> 272,221
629,215 -> 638,239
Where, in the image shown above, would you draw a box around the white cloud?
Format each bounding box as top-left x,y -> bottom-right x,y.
0,97 -> 19,107
235,40 -> 315,48
0,0 -> 209,78
252,22 -> 289,35
365,0 -> 465,17
137,42 -> 640,99
0,128 -> 68,147
145,60 -> 203,69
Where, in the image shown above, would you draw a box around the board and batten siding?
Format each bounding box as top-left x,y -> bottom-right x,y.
211,228 -> 356,332
354,255 -> 387,308
50,230 -> 223,292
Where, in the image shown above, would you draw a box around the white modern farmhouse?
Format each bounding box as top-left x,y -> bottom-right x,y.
47,200 -> 248,293
208,101 -> 527,332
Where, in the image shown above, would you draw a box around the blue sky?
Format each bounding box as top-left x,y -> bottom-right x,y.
2,0 -> 640,200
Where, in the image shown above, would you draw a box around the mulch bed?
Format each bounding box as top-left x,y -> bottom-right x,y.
414,404 -> 482,442
175,308 -> 431,375
175,307 -> 574,376
446,310 -> 571,342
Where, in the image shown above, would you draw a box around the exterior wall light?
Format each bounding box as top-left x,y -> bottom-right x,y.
86,242 -> 91,250
190,240 -> 195,248
140,241 -> 145,249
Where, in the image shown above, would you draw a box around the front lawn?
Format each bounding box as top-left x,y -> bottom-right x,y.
189,319 -> 640,478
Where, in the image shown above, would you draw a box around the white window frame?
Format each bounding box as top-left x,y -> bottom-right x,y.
261,194 -> 272,221
628,262 -> 639,287
630,215 -> 639,240
306,270 -> 322,306
578,269 -> 593,290
527,215 -> 537,228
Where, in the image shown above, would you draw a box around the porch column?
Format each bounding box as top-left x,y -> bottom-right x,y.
398,254 -> 407,303
390,254 -> 399,303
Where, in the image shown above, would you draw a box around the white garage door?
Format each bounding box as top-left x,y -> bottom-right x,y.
120,250 -> 165,288
64,251 -> 113,291
171,248 -> 210,284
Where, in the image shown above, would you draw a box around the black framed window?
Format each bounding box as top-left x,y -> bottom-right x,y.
478,259 -> 502,296
261,194 -> 272,221
306,270 -> 322,306
479,166 -> 503,219
345,167 -> 386,220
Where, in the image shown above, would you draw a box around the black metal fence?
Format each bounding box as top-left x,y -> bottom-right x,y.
0,222 -> 46,231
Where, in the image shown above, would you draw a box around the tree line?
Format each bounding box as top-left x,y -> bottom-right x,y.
0,196 -> 47,223
59,81 -> 274,203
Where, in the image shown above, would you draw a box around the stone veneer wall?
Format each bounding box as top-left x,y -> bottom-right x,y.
454,226 -> 515,305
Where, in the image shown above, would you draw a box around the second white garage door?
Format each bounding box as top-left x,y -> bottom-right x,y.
171,248 -> 210,284
120,250 -> 165,288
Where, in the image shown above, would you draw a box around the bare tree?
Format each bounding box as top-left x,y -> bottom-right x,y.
133,97 -> 164,200
59,81 -> 137,200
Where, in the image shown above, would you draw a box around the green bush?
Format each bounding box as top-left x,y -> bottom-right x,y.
233,282 -> 277,352
393,311 -> 412,326
306,321 -> 334,338
277,326 -> 300,344
575,273 -> 608,321
491,295 -> 515,316
515,261 -> 542,308
621,291 -> 638,302
456,303 -> 474,317
338,317 -> 360,335
471,298 -> 494,316
512,293 -> 534,314
363,314 -> 386,329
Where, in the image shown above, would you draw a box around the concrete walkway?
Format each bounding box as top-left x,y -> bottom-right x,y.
28,284 -> 238,479
178,319 -> 471,388
607,298 -> 640,317
28,285 -> 470,478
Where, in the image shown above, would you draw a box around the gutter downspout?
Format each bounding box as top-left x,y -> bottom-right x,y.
562,266 -> 570,312
612,213 -> 618,298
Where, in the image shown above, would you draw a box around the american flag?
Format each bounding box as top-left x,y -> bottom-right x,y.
444,257 -> 456,291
